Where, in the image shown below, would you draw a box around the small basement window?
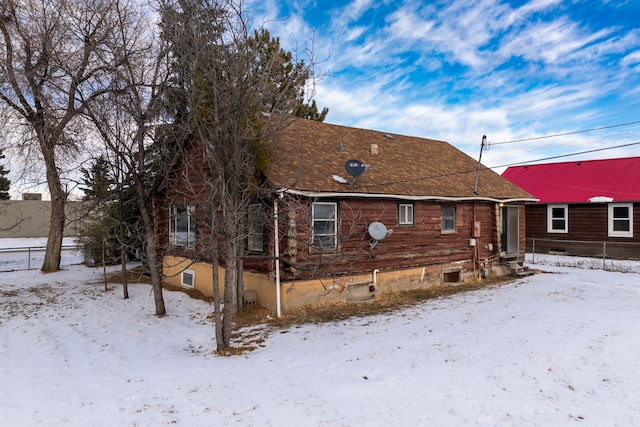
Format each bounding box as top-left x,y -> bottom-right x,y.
181,269 -> 195,287
441,267 -> 463,285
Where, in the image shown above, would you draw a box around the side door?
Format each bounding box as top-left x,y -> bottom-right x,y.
500,206 -> 519,255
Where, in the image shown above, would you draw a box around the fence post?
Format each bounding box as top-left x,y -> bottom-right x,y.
603,242 -> 606,270
27,247 -> 31,270
532,238 -> 535,264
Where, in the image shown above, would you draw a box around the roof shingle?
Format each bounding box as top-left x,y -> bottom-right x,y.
265,118 -> 533,201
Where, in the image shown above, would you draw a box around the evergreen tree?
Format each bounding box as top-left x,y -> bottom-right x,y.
295,98 -> 329,122
0,149 -> 10,200
80,156 -> 113,201
79,156 -> 142,266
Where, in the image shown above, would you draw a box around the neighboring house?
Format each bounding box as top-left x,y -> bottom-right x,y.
502,156 -> 640,257
156,118 -> 534,312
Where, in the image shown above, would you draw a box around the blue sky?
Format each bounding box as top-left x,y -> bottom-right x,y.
248,0 -> 640,172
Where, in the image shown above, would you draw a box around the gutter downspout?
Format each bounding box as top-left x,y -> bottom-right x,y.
274,195 -> 282,318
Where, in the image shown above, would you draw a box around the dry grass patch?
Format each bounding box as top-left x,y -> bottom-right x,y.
104,267 -> 152,286
104,268 -> 212,301
234,275 -> 518,330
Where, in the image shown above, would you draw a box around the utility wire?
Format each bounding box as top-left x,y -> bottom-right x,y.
358,140 -> 640,190
489,141 -> 640,169
491,120 -> 640,145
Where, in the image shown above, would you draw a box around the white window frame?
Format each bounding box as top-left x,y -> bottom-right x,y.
311,201 -> 338,251
547,204 -> 568,233
398,203 -> 414,227
169,204 -> 196,248
608,203 -> 633,238
181,269 -> 195,287
247,204 -> 265,253
441,205 -> 456,233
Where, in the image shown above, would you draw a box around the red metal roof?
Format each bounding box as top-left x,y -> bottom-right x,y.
501,156 -> 640,203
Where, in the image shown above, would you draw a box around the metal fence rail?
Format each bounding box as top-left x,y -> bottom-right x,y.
0,245 -> 84,271
527,238 -> 640,270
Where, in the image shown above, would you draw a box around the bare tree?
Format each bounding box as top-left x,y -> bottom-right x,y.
0,0 -> 129,271
161,0 -> 323,349
82,0 -> 174,315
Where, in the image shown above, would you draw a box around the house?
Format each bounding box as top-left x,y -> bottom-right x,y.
156,118 -> 535,313
502,156 -> 640,257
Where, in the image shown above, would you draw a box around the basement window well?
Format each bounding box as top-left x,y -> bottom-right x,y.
441,267 -> 463,285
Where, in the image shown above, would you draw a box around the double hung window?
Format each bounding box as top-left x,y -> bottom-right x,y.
312,202 -> 337,251
169,204 -> 196,248
547,204 -> 568,233
441,205 -> 456,233
248,204 -> 265,253
398,203 -> 414,227
608,203 -> 633,237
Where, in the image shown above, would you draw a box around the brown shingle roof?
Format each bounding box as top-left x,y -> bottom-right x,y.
265,118 -> 533,201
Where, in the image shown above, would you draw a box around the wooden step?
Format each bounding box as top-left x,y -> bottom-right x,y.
506,260 -> 534,277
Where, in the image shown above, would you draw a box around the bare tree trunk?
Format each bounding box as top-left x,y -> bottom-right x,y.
221,252 -> 237,348
142,209 -> 165,315
121,241 -> 129,299
236,214 -> 245,310
237,257 -> 244,310
210,209 -> 224,350
132,181 -> 166,315
146,229 -> 166,316
220,194 -> 238,347
120,198 -> 129,299
42,161 -> 65,272
102,238 -> 108,291
117,158 -> 129,299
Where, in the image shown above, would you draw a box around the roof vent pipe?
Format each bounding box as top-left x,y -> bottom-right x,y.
371,143 -> 379,155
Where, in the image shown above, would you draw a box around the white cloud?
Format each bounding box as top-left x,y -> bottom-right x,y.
621,50 -> 640,67
499,18 -> 614,64
330,0 -> 375,28
252,0 -> 640,170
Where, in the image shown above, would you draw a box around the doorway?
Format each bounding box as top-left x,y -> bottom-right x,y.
500,206 -> 519,255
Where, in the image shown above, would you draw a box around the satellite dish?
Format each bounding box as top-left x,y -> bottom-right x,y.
368,222 -> 388,240
345,159 -> 366,177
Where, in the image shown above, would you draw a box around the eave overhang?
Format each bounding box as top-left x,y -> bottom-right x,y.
279,188 -> 538,204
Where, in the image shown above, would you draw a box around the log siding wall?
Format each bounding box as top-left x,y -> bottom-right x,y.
526,203 -> 639,244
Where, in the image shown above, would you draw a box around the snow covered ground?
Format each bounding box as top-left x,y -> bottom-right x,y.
0,237 -> 84,272
1,239 -> 640,426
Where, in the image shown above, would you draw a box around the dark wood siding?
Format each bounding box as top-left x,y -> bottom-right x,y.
526,202 -> 640,255
277,198 -> 510,280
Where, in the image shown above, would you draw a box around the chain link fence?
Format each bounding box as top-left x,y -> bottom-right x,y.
526,238 -> 640,272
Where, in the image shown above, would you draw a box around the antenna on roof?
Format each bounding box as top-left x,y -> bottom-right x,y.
474,135 -> 488,195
